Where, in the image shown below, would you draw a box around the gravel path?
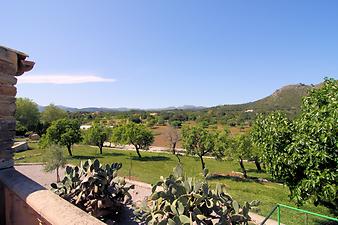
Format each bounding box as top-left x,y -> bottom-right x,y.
15,164 -> 281,225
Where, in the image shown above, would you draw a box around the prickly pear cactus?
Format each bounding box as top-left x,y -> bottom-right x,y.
134,164 -> 259,224
51,159 -> 134,223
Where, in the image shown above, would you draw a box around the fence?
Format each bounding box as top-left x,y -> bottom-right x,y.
260,203 -> 338,225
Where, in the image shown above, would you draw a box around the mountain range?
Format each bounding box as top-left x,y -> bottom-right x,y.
38,83 -> 315,113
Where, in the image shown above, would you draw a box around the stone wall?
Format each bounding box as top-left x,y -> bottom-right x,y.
0,47 -> 105,225
0,46 -> 34,169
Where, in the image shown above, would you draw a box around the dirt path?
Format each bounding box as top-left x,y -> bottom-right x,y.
15,164 -> 281,225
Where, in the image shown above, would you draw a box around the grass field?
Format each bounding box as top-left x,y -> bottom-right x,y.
14,142 -> 336,225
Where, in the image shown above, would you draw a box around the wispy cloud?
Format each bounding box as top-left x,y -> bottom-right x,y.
17,74 -> 116,84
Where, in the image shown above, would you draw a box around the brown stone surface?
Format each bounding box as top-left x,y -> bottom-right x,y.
0,48 -> 17,76
0,105 -> 16,118
0,94 -> 16,104
0,74 -> 17,85
0,84 -> 16,96
0,46 -> 34,170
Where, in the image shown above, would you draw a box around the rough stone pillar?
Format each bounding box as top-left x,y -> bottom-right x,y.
0,46 -> 34,170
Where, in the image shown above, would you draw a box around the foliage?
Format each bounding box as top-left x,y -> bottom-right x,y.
228,134 -> 253,178
169,120 -> 182,128
84,123 -> 111,154
134,165 -> 260,224
251,78 -> 337,209
40,118 -> 82,156
51,159 -> 134,223
43,145 -> 67,182
15,97 -> 40,132
41,104 -> 68,125
15,121 -> 28,136
131,117 -> 142,124
111,123 -> 154,158
181,125 -> 227,169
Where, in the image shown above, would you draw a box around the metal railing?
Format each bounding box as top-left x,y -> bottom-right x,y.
260,203 -> 338,225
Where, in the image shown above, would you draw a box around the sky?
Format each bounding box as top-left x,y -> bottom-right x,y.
1,0 -> 338,108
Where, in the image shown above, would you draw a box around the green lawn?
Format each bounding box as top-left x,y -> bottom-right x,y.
15,143 -> 336,225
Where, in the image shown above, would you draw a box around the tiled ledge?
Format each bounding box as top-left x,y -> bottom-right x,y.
0,168 -> 105,225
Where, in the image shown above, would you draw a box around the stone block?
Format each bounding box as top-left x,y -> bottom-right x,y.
12,142 -> 29,153
0,158 -> 13,169
0,103 -> 16,117
0,74 -> 17,85
0,84 -> 16,96
0,61 -> 17,76
0,131 -> 16,142
0,149 -> 14,160
0,141 -> 14,150
0,47 -> 17,75
0,118 -> 16,131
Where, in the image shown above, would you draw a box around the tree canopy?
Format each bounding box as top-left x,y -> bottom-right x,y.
84,123 -> 111,154
252,78 -> 337,209
41,104 -> 67,125
228,134 -> 254,178
111,123 -> 154,158
181,125 -> 227,170
40,118 -> 82,156
15,97 -> 40,132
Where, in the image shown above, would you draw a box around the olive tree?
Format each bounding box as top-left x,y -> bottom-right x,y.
252,78 -> 337,209
84,123 -> 111,154
181,125 -> 227,170
40,118 -> 82,156
43,145 -> 67,182
229,134 -> 252,178
111,123 -> 154,158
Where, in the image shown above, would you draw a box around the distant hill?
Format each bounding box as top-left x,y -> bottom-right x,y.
38,83 -> 315,116
209,83 -> 315,117
38,105 -> 205,112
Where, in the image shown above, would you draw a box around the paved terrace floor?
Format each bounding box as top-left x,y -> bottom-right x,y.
15,164 -> 282,225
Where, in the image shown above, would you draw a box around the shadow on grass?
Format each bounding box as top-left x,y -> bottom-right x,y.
207,173 -> 266,184
314,220 -> 338,225
102,152 -> 125,157
246,168 -> 266,173
71,155 -> 103,160
130,155 -> 170,161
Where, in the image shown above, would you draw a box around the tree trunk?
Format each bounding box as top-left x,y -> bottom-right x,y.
99,144 -> 103,154
175,154 -> 181,163
67,145 -> 73,156
136,147 -> 142,158
199,155 -> 205,170
254,157 -> 262,172
239,157 -> 247,178
172,142 -> 176,154
56,167 -> 60,183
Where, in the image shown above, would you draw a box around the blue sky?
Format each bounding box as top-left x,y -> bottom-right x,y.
2,0 -> 338,108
